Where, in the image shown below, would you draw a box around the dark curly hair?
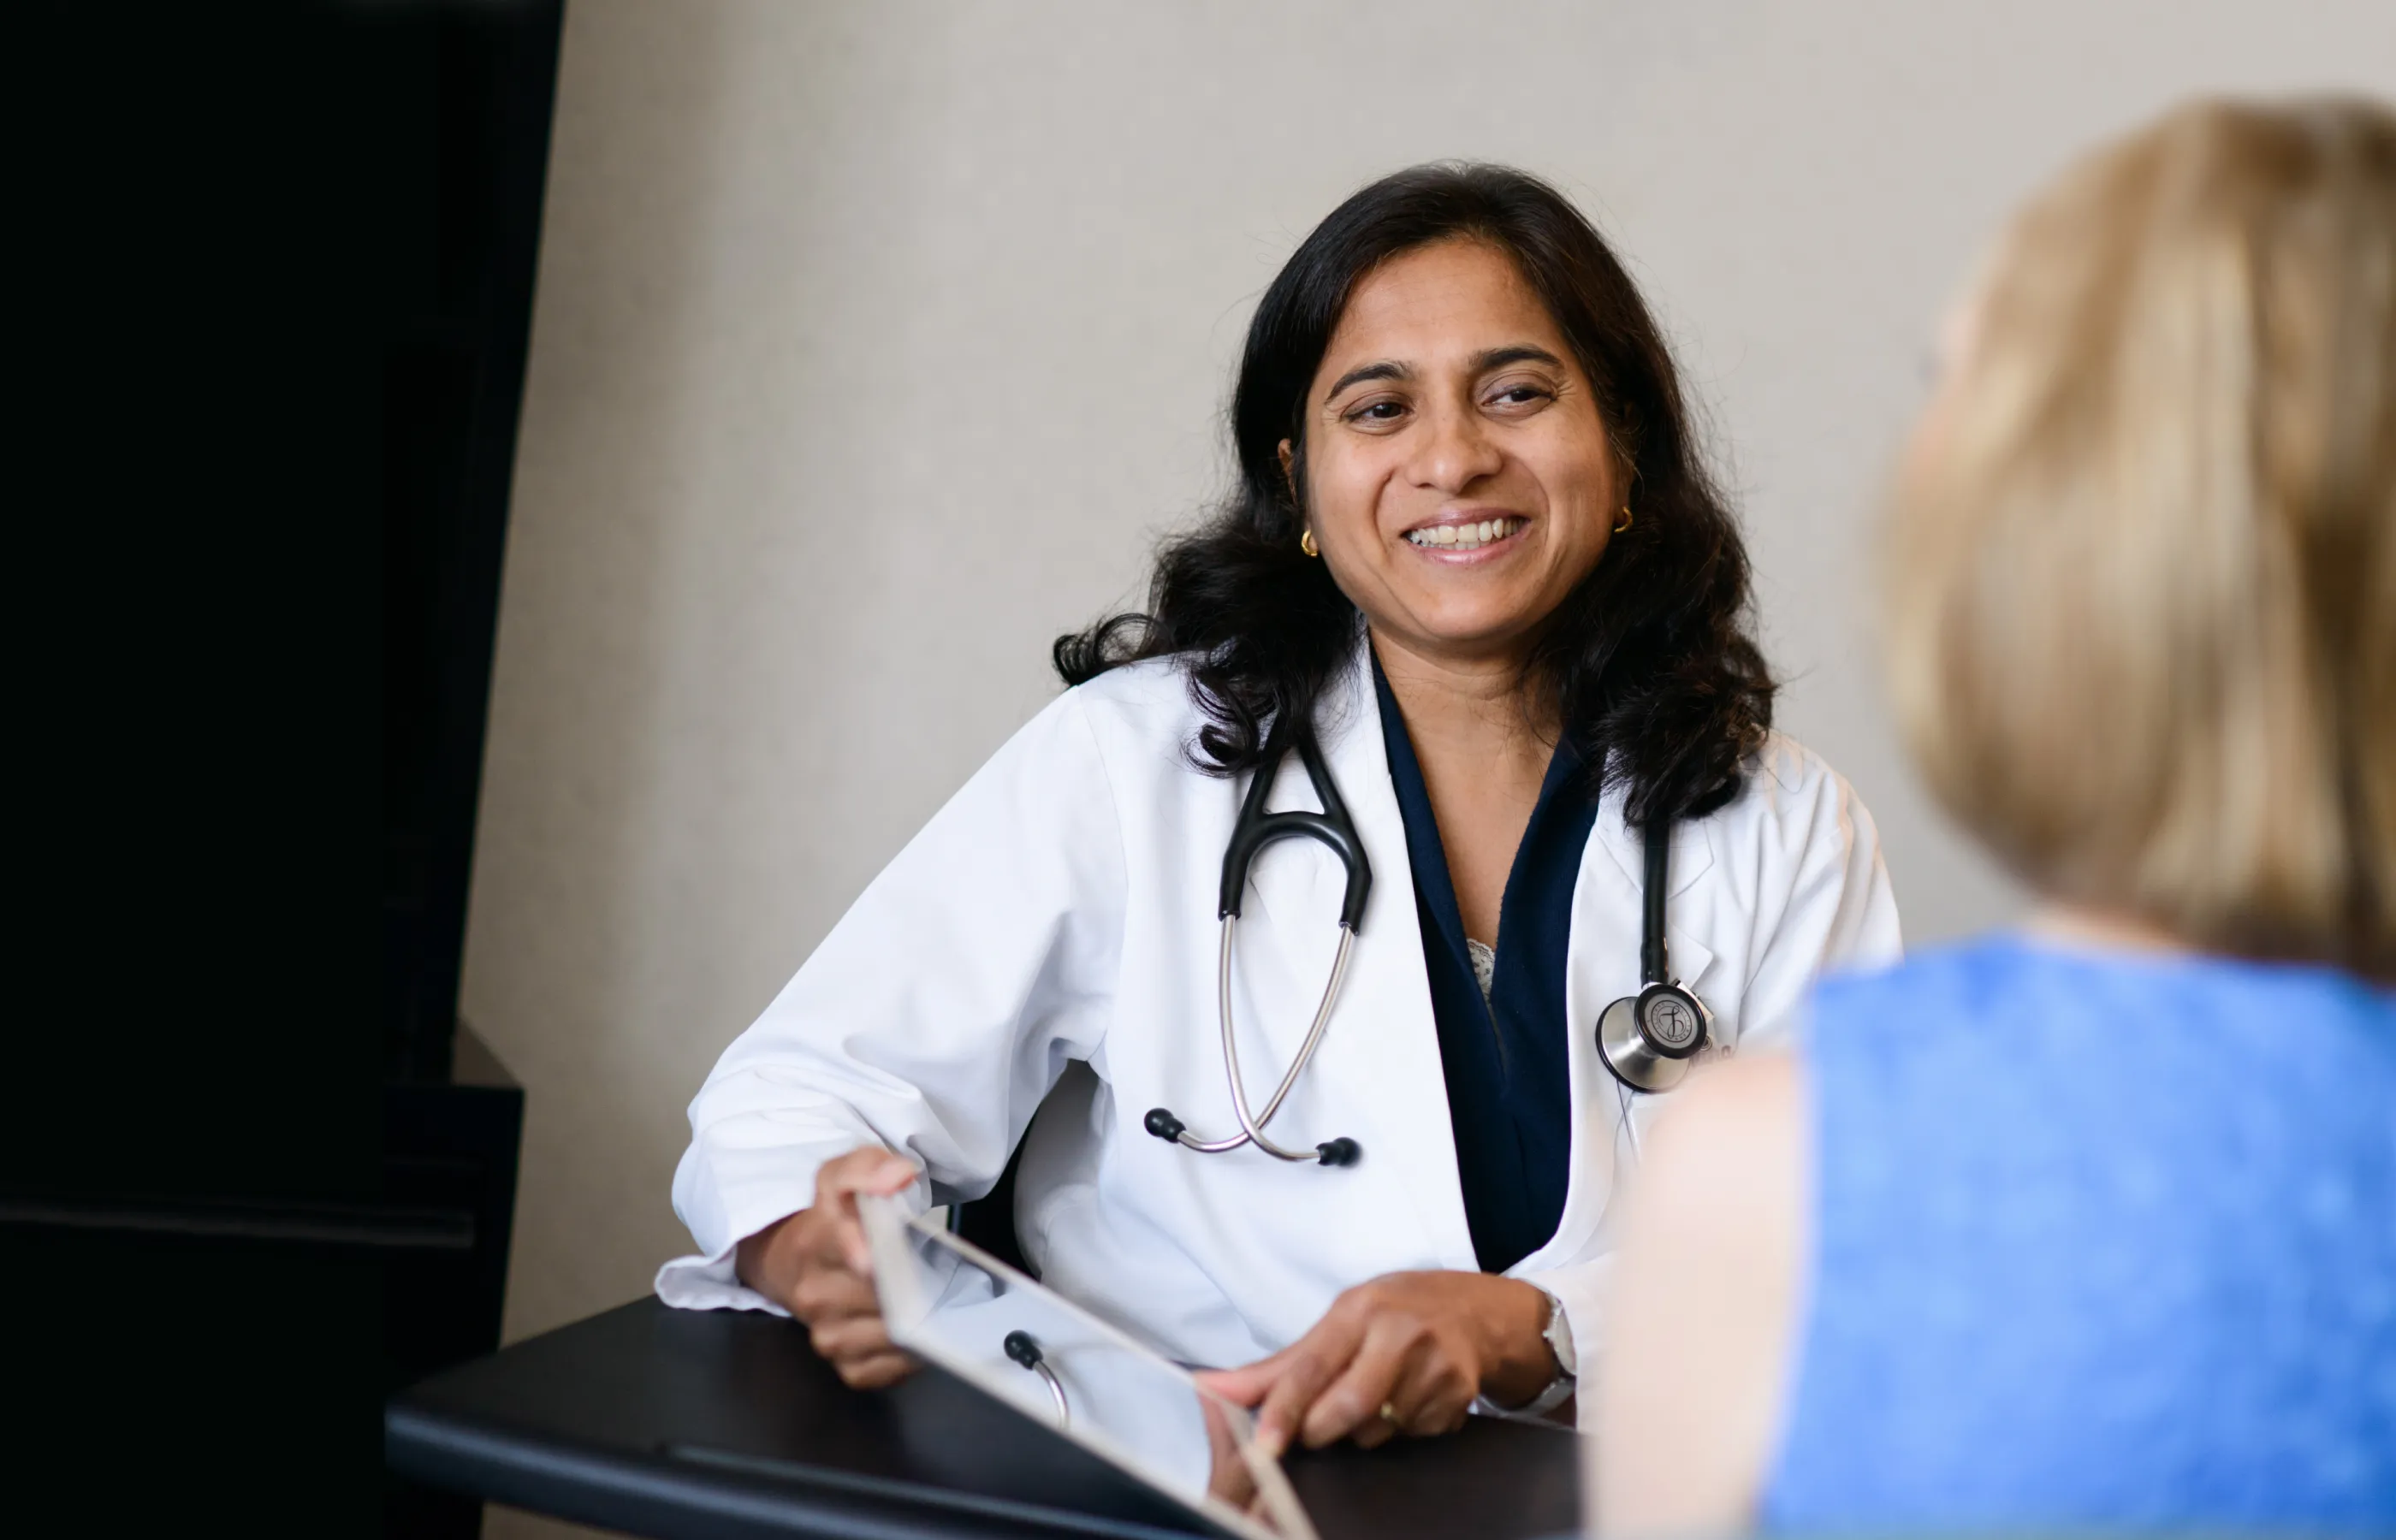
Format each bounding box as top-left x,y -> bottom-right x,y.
1054,163 -> 1773,827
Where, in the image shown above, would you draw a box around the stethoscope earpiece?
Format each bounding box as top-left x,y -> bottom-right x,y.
1146,1103 -> 1363,1165
1002,1330 -> 1070,1427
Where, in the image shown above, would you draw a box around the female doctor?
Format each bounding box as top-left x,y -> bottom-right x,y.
659,163 -> 1901,1454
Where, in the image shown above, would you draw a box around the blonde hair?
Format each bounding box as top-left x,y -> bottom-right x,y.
1888,97 -> 2396,980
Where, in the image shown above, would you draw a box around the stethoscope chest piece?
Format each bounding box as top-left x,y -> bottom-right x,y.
1596,980 -> 1712,1094
1594,818 -> 1715,1096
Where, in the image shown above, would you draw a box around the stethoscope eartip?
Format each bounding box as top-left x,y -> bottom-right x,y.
1314,1137 -> 1361,1167
1143,1107 -> 1187,1142
1004,1329 -> 1070,1428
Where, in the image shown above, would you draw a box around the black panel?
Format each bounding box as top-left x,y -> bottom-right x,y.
378,0 -> 562,1086
8,3 -> 555,1532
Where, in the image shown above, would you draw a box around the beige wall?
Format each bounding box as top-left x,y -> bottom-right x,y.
463,3 -> 2392,1531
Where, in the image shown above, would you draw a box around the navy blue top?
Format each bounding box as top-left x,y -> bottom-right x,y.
1765,936 -> 2396,1534
1372,660 -> 1596,1274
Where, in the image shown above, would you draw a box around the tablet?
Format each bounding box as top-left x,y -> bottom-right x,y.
859,1194 -> 1320,1540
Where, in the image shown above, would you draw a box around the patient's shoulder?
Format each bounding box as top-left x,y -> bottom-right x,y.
1643,1053 -> 1806,1222
1596,1051 -> 1808,1533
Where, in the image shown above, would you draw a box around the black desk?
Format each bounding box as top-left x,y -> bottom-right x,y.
387,1298 -> 1581,1540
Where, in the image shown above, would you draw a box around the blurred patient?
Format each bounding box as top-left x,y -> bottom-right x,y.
1593,96 -> 2395,1537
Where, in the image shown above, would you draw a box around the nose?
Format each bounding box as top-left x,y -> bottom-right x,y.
1405,399 -> 1503,494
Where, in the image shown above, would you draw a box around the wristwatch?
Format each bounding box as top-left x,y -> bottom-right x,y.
1474,1285 -> 1577,1419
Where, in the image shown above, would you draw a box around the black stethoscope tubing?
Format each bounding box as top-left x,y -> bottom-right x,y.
1143,724 -> 1711,1169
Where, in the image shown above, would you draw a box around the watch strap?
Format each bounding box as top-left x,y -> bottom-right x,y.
1470,1286 -> 1576,1420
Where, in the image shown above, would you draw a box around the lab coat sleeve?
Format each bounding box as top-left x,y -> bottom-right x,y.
1515,1253 -> 1613,1427
1730,741 -> 1903,1055
1518,743 -> 1900,1422
655,686 -> 1129,1312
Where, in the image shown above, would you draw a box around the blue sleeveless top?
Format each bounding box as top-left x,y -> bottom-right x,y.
1764,937 -> 2396,1535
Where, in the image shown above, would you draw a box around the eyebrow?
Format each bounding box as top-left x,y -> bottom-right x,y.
1323,344 -> 1566,401
1472,344 -> 1566,372
1325,359 -> 1411,398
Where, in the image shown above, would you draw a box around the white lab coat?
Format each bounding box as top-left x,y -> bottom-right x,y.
659,647 -> 1901,1413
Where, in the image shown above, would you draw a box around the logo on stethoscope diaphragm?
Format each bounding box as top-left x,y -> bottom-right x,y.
1642,994 -> 1700,1051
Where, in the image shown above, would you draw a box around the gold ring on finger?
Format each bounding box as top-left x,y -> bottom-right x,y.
1379,1401 -> 1401,1427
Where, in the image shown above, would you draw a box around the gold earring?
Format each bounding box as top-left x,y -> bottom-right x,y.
1300,528 -> 1320,558
1613,506 -> 1634,534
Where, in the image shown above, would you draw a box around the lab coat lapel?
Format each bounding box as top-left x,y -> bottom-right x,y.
1595,807 -> 1718,991
1516,801 -> 1717,1272
1254,646 -> 1477,1270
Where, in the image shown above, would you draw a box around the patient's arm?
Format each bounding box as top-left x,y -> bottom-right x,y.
1590,1054 -> 1810,1537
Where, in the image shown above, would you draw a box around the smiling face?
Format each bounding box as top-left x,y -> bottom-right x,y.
1284,239 -> 1622,671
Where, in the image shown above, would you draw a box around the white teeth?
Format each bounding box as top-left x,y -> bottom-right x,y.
1408,516 -> 1517,549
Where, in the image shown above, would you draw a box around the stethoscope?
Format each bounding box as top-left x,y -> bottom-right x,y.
1004,1330 -> 1070,1428
1141,724 -> 1713,1170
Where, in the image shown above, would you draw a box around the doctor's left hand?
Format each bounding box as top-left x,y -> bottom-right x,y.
1197,1271 -> 1554,1454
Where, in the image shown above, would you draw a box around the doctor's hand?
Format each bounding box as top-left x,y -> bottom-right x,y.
734,1146 -> 922,1390
1198,1271 -> 1555,1454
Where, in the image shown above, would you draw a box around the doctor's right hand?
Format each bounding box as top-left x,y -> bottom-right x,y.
733,1146 -> 922,1389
